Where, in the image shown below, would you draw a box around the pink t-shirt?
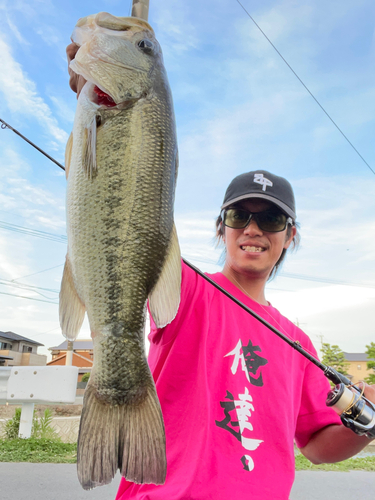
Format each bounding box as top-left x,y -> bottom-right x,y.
116,261 -> 341,500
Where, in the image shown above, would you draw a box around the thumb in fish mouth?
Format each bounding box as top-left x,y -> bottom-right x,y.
66,42 -> 87,99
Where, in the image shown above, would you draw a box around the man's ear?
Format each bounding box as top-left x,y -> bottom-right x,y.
284,225 -> 297,250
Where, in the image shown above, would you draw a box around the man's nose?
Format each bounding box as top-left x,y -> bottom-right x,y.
243,217 -> 263,235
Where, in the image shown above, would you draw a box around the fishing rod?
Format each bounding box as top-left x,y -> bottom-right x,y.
182,258 -> 375,439
0,118 -> 65,171
1,26 -> 374,441
131,0 -> 150,21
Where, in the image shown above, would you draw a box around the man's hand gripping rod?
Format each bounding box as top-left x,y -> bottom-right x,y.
183,258 -> 375,439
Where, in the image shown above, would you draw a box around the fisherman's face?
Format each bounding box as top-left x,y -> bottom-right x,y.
222,199 -> 296,281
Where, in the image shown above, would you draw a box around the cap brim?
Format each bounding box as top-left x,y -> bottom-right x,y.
221,193 -> 296,220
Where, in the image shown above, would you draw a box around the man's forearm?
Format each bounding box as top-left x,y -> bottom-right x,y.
300,423 -> 373,464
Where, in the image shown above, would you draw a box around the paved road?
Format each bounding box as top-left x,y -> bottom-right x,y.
1,463 -> 375,499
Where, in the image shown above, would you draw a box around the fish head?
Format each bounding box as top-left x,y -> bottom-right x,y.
70,12 -> 162,106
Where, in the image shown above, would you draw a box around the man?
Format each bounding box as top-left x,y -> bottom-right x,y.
67,43 -> 375,499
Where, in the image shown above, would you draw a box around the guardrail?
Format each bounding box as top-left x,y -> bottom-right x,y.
0,366 -> 78,438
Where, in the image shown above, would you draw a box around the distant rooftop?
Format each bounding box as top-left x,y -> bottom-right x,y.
0,331 -> 43,347
343,352 -> 369,362
49,339 -> 93,351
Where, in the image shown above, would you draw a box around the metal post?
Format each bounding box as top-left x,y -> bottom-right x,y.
18,402 -> 34,438
65,341 -> 74,366
131,0 -> 149,21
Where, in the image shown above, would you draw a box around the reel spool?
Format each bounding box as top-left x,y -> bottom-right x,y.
326,383 -> 375,438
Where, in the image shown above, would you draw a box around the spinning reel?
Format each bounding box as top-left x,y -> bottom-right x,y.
325,368 -> 375,438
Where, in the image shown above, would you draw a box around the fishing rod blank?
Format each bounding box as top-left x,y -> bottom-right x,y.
0,118 -> 65,171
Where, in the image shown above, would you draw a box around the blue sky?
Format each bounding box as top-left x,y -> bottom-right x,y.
0,0 -> 375,360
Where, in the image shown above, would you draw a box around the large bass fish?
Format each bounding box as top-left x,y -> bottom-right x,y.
60,12 -> 181,490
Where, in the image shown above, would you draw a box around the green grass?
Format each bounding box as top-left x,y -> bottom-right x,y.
0,438 -> 77,463
295,453 -> 375,471
0,438 -> 374,470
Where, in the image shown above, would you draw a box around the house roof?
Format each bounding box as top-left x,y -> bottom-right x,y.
49,339 -> 93,351
0,355 -> 14,360
0,331 -> 43,347
343,352 -> 369,362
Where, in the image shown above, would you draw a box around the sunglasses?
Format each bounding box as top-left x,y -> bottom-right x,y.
222,207 -> 293,232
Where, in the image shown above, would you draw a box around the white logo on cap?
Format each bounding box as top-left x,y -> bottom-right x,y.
253,173 -> 273,191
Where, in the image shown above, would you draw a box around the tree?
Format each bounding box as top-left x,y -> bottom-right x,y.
365,342 -> 375,385
81,372 -> 90,383
320,343 -> 349,376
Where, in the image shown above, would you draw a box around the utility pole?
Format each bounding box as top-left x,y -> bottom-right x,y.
131,0 -> 150,21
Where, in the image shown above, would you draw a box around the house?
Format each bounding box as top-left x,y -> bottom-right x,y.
0,331 -> 47,366
344,352 -> 372,384
48,339 -> 93,382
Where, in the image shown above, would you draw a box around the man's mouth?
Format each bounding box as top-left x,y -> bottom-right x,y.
240,246 -> 265,253
93,86 -> 117,107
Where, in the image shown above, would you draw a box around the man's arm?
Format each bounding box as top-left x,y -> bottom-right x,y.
300,382 -> 375,464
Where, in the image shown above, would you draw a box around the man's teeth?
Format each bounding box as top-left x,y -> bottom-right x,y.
241,246 -> 265,253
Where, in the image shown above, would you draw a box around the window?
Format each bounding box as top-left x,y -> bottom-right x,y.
0,342 -> 12,350
22,345 -> 33,353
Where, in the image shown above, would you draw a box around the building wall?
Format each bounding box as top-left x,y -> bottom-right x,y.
48,352 -> 93,368
21,352 -> 47,366
347,360 -> 372,384
0,349 -> 46,366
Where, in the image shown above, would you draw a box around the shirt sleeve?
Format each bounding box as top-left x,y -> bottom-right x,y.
295,346 -> 342,448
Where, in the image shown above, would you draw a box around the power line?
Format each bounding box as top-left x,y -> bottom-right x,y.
0,221 -> 67,243
0,277 -> 59,293
235,0 -> 375,176
2,221 -> 374,291
279,272 -> 375,289
0,279 -> 59,299
0,290 -> 58,304
11,264 -> 64,282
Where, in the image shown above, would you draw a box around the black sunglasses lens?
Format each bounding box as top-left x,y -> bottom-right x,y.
223,209 -> 250,228
256,211 -> 287,232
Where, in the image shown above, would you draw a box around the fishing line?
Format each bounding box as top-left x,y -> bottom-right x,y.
234,0 -> 375,177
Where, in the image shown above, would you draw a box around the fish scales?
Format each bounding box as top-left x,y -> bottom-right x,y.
60,12 -> 181,490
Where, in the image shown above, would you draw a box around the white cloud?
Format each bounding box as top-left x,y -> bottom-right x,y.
0,35 -> 68,144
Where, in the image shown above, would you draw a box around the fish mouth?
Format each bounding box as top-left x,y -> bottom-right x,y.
93,86 -> 117,107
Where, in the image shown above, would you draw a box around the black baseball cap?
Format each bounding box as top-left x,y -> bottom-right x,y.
221,170 -> 296,220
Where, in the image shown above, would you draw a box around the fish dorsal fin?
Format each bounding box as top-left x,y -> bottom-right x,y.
148,224 -> 181,328
65,132 -> 73,179
60,256 -> 86,340
82,116 -> 98,179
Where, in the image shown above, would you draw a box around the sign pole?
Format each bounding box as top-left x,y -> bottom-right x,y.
131,0 -> 150,21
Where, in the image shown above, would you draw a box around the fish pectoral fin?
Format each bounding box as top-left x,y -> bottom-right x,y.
148,223 -> 181,328
82,116 -> 98,179
59,256 -> 86,340
65,132 -> 73,179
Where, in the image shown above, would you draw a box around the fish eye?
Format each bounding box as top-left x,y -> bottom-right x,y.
138,39 -> 154,54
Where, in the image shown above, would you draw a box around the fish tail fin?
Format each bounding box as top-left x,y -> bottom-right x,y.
77,384 -> 166,490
